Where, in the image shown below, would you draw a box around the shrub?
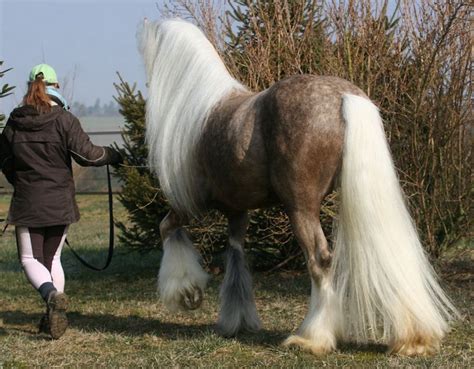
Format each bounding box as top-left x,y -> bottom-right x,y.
116,0 -> 471,268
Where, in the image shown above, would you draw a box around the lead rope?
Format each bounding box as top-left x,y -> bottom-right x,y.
0,186 -> 6,233
65,164 -> 114,271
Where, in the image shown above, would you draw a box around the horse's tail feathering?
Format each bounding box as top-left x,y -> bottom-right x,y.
332,94 -> 457,348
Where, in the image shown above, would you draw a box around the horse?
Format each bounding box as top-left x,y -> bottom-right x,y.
138,18 -> 457,356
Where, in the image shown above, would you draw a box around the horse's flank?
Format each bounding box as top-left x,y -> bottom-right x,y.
200,75 -> 366,213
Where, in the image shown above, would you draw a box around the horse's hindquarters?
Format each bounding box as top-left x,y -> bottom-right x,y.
262,75 -> 353,207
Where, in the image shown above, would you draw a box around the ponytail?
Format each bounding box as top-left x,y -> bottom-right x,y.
23,75 -> 52,113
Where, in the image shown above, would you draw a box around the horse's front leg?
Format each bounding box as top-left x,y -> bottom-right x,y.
158,210 -> 209,311
217,211 -> 262,337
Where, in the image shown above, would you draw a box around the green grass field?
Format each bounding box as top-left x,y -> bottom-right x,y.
0,195 -> 472,368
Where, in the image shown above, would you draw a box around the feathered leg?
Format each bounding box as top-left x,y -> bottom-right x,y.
217,211 -> 261,336
158,210 -> 209,311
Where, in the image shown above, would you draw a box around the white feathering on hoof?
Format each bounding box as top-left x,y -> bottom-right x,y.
332,94 -> 458,351
158,229 -> 209,311
283,276 -> 342,355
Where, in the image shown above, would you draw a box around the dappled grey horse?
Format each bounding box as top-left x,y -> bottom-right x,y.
138,18 -> 456,356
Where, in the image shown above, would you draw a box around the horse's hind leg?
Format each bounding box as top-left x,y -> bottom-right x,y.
217,211 -> 261,337
282,206 -> 342,355
158,210 -> 209,311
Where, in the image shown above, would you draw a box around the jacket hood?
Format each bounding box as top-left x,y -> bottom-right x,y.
9,105 -> 64,131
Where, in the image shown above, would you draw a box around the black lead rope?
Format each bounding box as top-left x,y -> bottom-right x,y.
65,164 -> 114,271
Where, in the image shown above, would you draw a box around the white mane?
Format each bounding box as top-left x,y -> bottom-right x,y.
138,19 -> 247,216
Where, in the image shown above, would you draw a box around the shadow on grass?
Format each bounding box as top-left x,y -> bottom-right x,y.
254,272 -> 309,298
0,261 -> 21,273
69,311 -> 214,339
338,341 -> 388,355
0,309 -> 288,347
0,309 -> 393,355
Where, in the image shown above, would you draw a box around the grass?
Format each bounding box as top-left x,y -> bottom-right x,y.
0,194 -> 472,368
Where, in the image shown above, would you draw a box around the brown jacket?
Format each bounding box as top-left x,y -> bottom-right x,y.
0,105 -> 121,227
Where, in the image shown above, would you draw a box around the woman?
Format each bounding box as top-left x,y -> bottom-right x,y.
0,64 -> 122,339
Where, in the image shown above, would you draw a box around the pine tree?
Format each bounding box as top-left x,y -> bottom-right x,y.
113,74 -> 169,250
0,61 -> 15,125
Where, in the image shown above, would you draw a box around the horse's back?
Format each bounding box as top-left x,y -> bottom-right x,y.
261,75 -> 365,141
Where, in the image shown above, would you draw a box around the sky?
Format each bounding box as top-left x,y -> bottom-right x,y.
0,0 -> 162,116
1,0 -> 400,117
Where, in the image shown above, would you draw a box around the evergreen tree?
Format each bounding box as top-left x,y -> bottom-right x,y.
71,102 -> 88,117
0,61 -> 15,125
112,74 -> 168,250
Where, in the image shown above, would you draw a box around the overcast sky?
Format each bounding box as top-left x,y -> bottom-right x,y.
0,0 -> 162,116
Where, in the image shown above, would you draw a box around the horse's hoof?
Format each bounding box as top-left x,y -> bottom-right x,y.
215,324 -> 237,338
216,318 -> 262,338
388,335 -> 440,356
179,286 -> 203,310
283,334 -> 335,356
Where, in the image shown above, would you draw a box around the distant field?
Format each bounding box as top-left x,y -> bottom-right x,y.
78,116 -> 125,132
78,116 -> 125,147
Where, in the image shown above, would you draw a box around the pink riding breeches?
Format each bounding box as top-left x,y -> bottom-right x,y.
16,225 -> 68,292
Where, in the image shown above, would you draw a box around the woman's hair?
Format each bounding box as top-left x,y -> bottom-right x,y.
23,75 -> 52,113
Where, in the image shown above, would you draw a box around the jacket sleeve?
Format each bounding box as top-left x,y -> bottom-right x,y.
66,115 -> 122,167
0,122 -> 14,184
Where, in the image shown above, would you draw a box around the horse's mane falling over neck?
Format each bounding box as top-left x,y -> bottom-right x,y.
138,19 -> 247,216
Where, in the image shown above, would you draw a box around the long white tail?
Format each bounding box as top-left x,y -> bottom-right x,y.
332,94 -> 457,347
